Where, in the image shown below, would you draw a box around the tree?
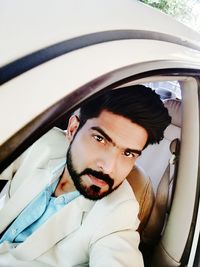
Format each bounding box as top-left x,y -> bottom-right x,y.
140,0 -> 200,32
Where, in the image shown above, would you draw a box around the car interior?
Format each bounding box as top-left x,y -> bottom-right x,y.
0,75 -> 199,267
126,87 -> 182,266
122,77 -> 199,267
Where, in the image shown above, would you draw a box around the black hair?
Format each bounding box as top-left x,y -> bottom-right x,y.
79,85 -> 171,147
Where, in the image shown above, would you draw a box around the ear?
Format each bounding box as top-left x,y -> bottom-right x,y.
66,115 -> 80,141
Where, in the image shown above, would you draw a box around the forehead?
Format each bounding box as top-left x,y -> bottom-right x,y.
82,110 -> 148,150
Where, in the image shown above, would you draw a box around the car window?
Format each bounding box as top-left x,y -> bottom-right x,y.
0,76 -> 199,267
144,80 -> 181,99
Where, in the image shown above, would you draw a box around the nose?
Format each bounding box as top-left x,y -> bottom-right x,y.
96,150 -> 118,175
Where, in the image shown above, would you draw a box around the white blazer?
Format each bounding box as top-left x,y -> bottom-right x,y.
0,128 -> 144,267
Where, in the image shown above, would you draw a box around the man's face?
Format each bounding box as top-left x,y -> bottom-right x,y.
66,110 -> 148,200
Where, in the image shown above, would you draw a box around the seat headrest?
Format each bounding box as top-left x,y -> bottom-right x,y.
164,99 -> 182,127
155,88 -> 176,100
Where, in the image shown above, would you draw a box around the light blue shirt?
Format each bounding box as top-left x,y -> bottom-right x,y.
0,176 -> 79,244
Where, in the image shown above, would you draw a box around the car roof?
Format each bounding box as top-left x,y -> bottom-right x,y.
1,0 -> 200,67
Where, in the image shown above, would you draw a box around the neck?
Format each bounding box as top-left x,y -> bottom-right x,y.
54,167 -> 76,197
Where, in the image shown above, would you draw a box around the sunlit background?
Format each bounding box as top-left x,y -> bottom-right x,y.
140,0 -> 200,32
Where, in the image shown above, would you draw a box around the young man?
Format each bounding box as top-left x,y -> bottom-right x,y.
0,85 -> 171,267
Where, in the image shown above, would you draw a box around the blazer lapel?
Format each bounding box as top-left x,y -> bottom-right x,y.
0,157 -> 66,233
10,196 -> 94,261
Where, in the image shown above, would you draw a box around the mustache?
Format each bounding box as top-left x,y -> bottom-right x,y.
79,168 -> 114,188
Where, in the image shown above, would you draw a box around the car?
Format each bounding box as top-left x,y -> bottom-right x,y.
0,0 -> 199,266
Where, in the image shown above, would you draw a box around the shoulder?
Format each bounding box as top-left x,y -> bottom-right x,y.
2,128 -> 68,194
33,127 -> 67,148
23,127 -> 68,164
97,179 -> 139,216
86,180 -> 140,243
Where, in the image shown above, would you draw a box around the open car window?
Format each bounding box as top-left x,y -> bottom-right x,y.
0,74 -> 199,267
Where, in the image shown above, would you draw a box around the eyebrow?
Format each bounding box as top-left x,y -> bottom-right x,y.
91,126 -> 142,156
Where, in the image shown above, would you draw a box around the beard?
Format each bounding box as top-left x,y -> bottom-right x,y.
66,145 -> 120,200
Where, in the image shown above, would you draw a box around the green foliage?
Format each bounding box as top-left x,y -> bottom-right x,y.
141,0 -> 200,31
142,0 -> 170,13
141,0 -> 192,23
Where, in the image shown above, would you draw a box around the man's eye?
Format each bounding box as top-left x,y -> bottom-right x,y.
123,150 -> 136,158
93,135 -> 105,143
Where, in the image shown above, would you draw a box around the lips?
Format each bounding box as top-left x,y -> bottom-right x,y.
88,175 -> 108,187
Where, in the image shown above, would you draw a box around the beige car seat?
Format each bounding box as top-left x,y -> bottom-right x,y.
137,99 -> 182,192
127,99 -> 182,241
126,164 -> 155,234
